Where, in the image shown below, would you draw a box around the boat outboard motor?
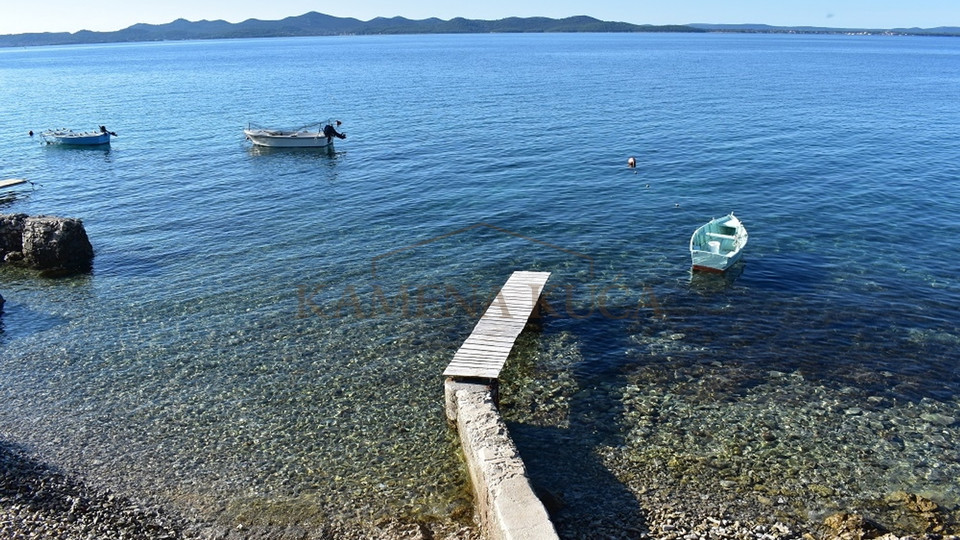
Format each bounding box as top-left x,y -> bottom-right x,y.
322,123 -> 346,140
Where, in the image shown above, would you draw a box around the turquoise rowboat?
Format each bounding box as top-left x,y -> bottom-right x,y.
689,213 -> 748,273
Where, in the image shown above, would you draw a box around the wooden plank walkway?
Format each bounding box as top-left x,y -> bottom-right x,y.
0,178 -> 27,189
443,270 -> 551,380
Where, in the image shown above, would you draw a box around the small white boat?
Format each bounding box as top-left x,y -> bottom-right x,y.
244,121 -> 346,148
41,126 -> 116,145
689,213 -> 748,273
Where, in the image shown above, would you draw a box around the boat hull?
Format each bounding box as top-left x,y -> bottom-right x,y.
244,129 -> 334,148
43,131 -> 111,145
689,213 -> 748,273
691,251 -> 744,273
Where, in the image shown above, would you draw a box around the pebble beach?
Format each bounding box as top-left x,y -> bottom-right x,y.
3,436 -> 959,540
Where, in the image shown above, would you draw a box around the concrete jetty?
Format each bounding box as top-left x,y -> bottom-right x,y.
444,271 -> 558,540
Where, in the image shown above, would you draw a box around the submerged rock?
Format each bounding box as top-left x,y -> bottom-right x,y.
823,512 -> 888,539
0,213 -> 93,275
884,492 -> 947,534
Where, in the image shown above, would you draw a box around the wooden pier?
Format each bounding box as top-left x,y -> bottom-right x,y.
443,270 -> 560,540
0,178 -> 27,189
443,270 -> 551,380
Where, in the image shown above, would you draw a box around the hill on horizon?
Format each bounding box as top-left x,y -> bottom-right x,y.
0,12 -> 703,47
2,13 -> 958,48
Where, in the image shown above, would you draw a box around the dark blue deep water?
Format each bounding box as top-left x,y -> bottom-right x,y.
1,33 -> 959,533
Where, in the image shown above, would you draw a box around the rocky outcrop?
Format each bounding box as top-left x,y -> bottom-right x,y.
0,213 -> 94,275
0,214 -> 26,254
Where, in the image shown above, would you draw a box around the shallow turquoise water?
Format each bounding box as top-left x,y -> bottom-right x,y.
0,33 -> 959,530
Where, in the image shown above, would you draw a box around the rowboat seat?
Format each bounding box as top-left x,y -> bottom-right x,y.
706,232 -> 736,240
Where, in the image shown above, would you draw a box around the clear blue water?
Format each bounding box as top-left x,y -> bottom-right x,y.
1,33 -> 959,532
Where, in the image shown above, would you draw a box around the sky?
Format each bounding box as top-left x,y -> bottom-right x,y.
1,0 -> 958,36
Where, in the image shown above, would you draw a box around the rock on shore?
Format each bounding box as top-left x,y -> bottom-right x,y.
0,213 -> 94,275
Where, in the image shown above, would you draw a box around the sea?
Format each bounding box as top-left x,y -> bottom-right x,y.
0,32 -> 959,534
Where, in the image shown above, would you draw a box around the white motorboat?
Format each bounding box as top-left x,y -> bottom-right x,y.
244,121 -> 346,148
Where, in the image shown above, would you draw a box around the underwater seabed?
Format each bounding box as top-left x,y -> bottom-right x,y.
499,325 -> 960,536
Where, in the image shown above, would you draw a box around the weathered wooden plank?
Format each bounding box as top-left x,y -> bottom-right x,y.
447,362 -> 502,372
450,352 -> 508,362
447,361 -> 500,371
464,333 -> 514,341
463,340 -> 521,350
448,356 -> 496,363
462,335 -> 519,345
474,319 -> 529,328
445,368 -> 500,379
452,347 -> 510,358
471,322 -> 530,336
487,290 -> 539,301
0,178 -> 27,188
452,352 -> 508,363
457,348 -> 511,358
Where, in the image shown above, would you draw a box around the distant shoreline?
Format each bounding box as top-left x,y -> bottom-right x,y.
1,12 -> 958,48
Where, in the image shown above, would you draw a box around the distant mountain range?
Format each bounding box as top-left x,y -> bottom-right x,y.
0,13 -> 701,47
689,23 -> 960,35
1,13 -> 957,48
